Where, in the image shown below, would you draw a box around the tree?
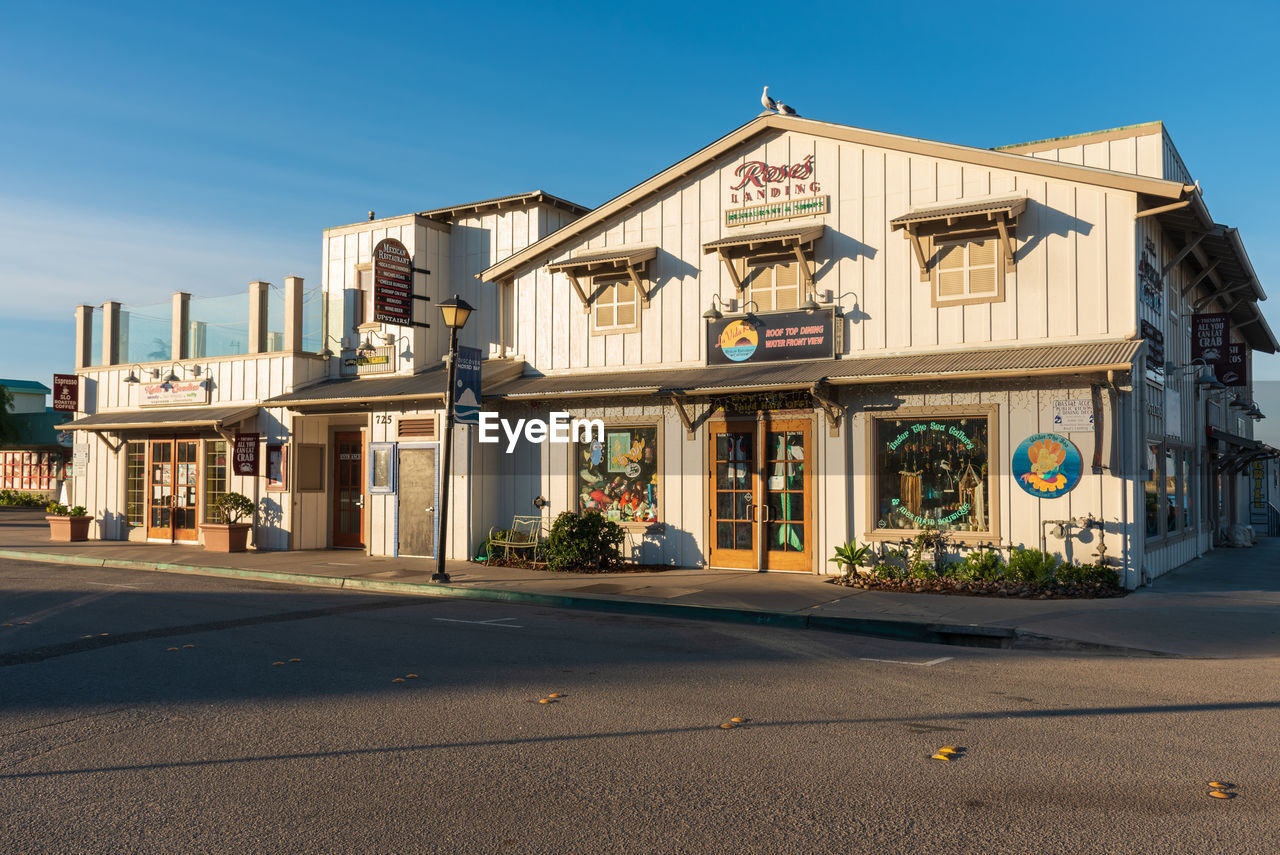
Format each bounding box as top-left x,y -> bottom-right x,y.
0,386 -> 21,445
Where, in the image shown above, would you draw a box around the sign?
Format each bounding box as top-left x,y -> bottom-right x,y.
1250,459 -> 1269,526
233,433 -> 260,477
341,345 -> 395,376
52,374 -> 79,411
725,196 -> 829,228
725,154 -> 825,226
454,345 -> 482,425
1165,388 -> 1181,439
73,443 -> 89,465
1192,312 -> 1230,367
140,381 -> 208,407
706,308 -> 838,366
1218,342 -> 1247,387
1012,433 -> 1082,499
1141,320 -> 1164,383
372,238 -> 414,326
1138,237 -> 1162,314
1052,399 -> 1094,432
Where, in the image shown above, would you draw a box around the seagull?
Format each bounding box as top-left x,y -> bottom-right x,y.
776,100 -> 798,117
761,85 -> 777,112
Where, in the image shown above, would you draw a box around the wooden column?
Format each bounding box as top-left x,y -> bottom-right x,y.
284,276 -> 304,353
74,305 -> 94,370
171,292 -> 190,360
248,281 -> 270,354
101,301 -> 121,366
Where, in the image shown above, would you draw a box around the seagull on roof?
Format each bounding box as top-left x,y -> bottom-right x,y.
761,85 -> 777,112
776,100 -> 798,117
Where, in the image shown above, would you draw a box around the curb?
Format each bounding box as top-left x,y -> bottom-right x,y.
0,547 -> 1161,655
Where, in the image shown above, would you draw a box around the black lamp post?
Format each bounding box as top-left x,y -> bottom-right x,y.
433,294 -> 475,583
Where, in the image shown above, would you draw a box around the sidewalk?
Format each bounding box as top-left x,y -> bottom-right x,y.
2,508 -> 1278,658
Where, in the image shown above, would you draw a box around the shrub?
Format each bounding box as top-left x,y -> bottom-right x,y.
1007,547 -> 1058,584
1,489 -> 48,508
542,511 -> 625,572
1056,562 -> 1120,587
953,548 -> 1004,582
213,492 -> 255,524
829,541 -> 872,573
45,502 -> 68,516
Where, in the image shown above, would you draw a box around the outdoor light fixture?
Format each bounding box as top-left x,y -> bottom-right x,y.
433,294 -> 476,585
122,364 -> 143,384
1229,396 -> 1248,410
800,296 -> 820,313
702,294 -> 728,321
317,334 -> 343,361
740,300 -> 761,319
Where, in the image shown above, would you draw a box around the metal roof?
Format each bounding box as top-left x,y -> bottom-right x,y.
0,379 -> 52,394
64,405 -> 258,432
418,191 -> 590,223
889,194 -> 1028,229
547,246 -> 658,272
486,340 -> 1142,399
264,365 -> 447,410
702,225 -> 825,253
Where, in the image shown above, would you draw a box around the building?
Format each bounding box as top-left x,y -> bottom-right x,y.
0,379 -> 72,498
64,113 -> 1277,587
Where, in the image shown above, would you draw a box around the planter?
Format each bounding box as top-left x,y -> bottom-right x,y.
46,515 -> 92,542
200,523 -> 252,553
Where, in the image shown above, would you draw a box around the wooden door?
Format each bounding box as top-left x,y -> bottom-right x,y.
333,431 -> 364,548
147,438 -> 200,542
397,446 -> 438,557
761,419 -> 812,572
708,422 -> 758,569
147,439 -> 174,540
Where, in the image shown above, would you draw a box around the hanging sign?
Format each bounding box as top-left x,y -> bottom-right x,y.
1192,312 -> 1230,366
1052,399 -> 1094,432
233,433 -> 260,476
1141,320 -> 1164,383
372,238 -> 414,326
706,308 -> 838,366
140,381 -> 208,407
341,345 -> 395,376
454,345 -> 482,425
1012,433 -> 1082,498
1250,459 -> 1269,526
1218,343 -> 1247,387
52,374 -> 79,411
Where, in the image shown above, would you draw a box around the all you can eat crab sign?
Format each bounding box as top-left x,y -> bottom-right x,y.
1011,433 -> 1083,499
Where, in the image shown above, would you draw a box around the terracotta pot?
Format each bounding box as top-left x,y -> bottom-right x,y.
46,515 -> 92,542
200,523 -> 252,553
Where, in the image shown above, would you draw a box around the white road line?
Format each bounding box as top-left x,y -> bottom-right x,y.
860,656 -> 953,667
84,581 -> 142,589
433,617 -> 524,628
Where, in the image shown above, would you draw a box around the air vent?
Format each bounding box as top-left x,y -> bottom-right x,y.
398,417 -> 437,439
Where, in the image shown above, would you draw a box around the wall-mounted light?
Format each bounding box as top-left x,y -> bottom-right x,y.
122,364 -> 143,384
702,294 -> 728,321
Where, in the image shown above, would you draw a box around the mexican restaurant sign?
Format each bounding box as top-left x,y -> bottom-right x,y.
372,238 -> 414,326
140,381 -> 208,407
706,307 -> 838,366
725,154 -> 827,227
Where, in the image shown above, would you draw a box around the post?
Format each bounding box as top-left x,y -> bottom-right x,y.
284,276 -> 304,353
433,324 -> 460,583
248,281 -> 270,354
171,292 -> 191,360
102,301 -> 122,366
74,305 -> 94,370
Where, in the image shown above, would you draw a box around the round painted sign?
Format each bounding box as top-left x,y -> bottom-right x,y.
1012,433 -> 1082,498
717,319 -> 759,362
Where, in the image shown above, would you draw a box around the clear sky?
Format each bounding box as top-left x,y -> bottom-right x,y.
2,1 -> 1279,427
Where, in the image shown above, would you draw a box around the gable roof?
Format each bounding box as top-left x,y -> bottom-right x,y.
0,379 -> 51,394
418,191 -> 590,223
478,113 -> 1193,284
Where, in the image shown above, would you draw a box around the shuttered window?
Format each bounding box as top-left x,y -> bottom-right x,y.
934,236 -> 1002,306
399,417 -> 437,439
593,278 -> 639,333
744,261 -> 801,312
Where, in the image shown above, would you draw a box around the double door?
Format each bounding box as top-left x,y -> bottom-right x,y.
148,438 -> 200,542
708,419 -> 812,572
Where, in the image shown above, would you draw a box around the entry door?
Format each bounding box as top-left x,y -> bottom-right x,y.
397,446 -> 438,557
147,438 -> 200,542
707,419 -> 813,572
333,431 -> 365,548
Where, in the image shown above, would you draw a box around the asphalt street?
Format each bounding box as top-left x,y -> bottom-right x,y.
2,558 -> 1278,854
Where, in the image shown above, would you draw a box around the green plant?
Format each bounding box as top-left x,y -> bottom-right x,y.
542,511 -> 625,572
45,501 -> 68,516
1,489 -> 48,507
829,541 -> 872,572
213,492 -> 255,524
953,548 -> 1005,582
1055,562 -> 1119,587
68,505 -> 87,517
1007,547 -> 1058,584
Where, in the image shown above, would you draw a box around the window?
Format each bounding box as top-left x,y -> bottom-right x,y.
576,425 -> 659,523
933,236 -> 1002,306
872,415 -> 991,534
204,440 -> 228,523
368,442 -> 395,494
592,278 -> 639,333
1145,444 -> 1160,539
0,451 -> 62,492
296,444 -> 325,492
351,265 -> 374,336
746,261 -> 801,312
126,442 -> 145,526
1165,448 -> 1179,533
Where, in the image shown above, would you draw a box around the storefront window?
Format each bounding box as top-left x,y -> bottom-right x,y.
204,440 -> 227,523
576,425 -> 659,523
1182,451 -> 1194,531
1145,445 -> 1160,538
1166,448 -> 1179,533
125,442 -> 145,526
874,416 -> 990,532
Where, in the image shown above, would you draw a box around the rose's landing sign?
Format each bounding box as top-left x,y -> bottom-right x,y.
706,308 -> 838,366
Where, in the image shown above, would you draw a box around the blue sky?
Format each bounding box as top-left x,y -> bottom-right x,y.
2,0 -> 1279,414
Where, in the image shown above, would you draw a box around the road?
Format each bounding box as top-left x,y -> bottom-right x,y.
1,558 -> 1278,854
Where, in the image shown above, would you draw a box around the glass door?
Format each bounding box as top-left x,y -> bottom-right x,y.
762,420 -> 811,572
708,422 -> 758,569
147,438 -> 200,542
333,431 -> 365,548
147,439 -> 173,540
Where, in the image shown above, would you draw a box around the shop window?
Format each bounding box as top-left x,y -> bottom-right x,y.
933,236 -> 1003,306
872,415 -> 991,533
296,444 -> 325,492
1165,448 -> 1180,533
126,442 -> 145,526
744,260 -> 801,312
592,278 -> 639,334
1145,445 -> 1160,539
204,440 -> 228,523
1182,451 -> 1194,530
576,425 -> 659,523
368,442 -> 395,494
0,451 -> 60,491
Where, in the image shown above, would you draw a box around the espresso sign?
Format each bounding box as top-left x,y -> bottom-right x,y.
707,308 -> 838,366
372,238 -> 414,325
52,374 -> 79,411
233,433 -> 260,476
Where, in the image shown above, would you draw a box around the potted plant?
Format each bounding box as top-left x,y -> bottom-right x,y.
45,502 -> 92,542
200,492 -> 255,553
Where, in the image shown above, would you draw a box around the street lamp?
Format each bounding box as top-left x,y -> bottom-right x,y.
433,294 -> 475,584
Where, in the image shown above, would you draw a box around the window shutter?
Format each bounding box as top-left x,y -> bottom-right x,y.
937,243 -> 965,297
967,239 -> 998,294
398,417 -> 437,439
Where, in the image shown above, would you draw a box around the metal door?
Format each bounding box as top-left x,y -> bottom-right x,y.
397,445 -> 438,557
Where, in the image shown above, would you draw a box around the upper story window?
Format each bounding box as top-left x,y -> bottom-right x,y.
934,235 -> 1002,305
742,259 -> 802,311
547,247 -> 656,336
703,225 -> 823,309
593,276 -> 640,333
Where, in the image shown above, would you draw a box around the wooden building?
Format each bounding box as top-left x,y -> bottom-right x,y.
63,113 -> 1276,587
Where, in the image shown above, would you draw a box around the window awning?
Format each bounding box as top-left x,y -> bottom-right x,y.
63,405 -> 259,433
547,246 -> 657,310
890,194 -> 1025,274
702,225 -> 825,292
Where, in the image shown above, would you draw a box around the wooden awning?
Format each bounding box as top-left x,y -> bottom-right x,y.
891,194 -> 1025,276
702,225 -> 824,292
547,246 -> 657,310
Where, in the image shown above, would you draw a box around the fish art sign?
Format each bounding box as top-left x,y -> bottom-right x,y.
1012,433 -> 1082,498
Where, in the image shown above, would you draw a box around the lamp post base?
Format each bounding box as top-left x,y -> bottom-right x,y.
431,571 -> 451,584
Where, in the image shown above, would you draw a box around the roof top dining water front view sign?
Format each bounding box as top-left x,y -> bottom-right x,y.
706,308 -> 839,366
724,154 -> 827,227
372,238 -> 414,325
